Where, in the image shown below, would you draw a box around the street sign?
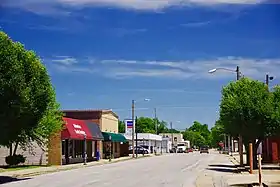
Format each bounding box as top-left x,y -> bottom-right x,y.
125,119 -> 135,136
257,142 -> 262,155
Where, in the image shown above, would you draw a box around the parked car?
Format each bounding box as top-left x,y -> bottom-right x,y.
200,146 -> 209,154
129,146 -> 149,154
186,148 -> 193,153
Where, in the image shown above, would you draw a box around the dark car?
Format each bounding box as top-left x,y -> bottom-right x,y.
200,146 -> 209,154
129,146 -> 149,154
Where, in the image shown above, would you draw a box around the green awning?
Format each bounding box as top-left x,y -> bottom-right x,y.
102,132 -> 127,143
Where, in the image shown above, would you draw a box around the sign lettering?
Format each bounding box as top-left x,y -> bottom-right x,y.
73,124 -> 82,129
74,129 -> 86,135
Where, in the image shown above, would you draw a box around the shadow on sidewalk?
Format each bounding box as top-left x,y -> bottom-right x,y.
0,176 -> 31,184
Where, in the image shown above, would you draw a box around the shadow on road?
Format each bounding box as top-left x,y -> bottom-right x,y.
0,176 -> 31,184
209,164 -> 237,168
207,164 -> 240,173
207,168 -> 239,173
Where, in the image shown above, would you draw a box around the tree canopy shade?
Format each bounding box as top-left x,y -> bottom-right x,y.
0,31 -> 62,154
219,77 -> 280,168
219,77 -> 273,141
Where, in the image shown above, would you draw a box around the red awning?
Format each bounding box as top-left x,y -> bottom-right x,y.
61,117 -> 93,140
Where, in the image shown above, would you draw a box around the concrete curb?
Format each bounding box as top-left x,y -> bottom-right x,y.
1,155 -> 154,178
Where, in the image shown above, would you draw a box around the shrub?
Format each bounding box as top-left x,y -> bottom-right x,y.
5,155 -> 26,166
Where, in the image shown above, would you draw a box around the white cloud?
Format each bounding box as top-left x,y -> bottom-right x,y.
51,56 -> 78,65
2,0 -> 267,14
48,56 -> 280,80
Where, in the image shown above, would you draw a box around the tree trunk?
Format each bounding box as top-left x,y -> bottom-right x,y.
9,144 -> 12,156
13,142 -> 19,156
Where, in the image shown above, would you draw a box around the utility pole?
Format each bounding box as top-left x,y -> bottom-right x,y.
132,100 -> 135,158
154,108 -> 157,134
170,122 -> 174,149
135,116 -> 138,158
265,74 -> 273,162
236,66 -> 244,166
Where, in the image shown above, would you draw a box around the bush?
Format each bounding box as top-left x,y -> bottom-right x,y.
5,155 -> 26,166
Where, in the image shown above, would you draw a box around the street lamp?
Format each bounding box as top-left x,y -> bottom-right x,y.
131,98 -> 150,158
84,134 -> 87,165
208,65 -> 243,166
109,135 -> 112,162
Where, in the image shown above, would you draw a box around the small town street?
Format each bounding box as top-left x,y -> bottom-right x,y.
1,151 -> 238,187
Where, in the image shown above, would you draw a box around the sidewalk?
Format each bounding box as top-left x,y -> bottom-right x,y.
0,154 -> 155,178
227,152 -> 280,187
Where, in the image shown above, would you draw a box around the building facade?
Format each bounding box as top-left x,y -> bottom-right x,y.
159,133 -> 184,148
63,110 -> 128,159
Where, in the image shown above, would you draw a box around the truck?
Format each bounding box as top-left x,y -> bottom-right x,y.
177,142 -> 187,153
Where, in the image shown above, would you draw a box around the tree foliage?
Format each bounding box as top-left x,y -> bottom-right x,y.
0,31 -> 62,154
183,121 -> 211,147
219,77 -> 273,141
118,117 -> 177,134
210,120 -> 225,147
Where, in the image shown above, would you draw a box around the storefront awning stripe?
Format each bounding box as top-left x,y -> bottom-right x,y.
84,121 -> 104,140
61,117 -> 94,140
102,132 -> 127,143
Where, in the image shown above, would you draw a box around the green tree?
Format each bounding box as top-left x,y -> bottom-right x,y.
183,130 -> 205,148
267,86 -> 280,136
118,120 -> 125,133
136,117 -> 156,134
187,121 -> 211,146
210,120 -> 225,148
0,31 -> 62,157
219,77 -> 273,168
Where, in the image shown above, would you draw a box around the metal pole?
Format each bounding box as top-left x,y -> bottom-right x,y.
170,122 -> 174,150
249,143 -> 253,174
154,108 -> 157,134
236,65 -> 244,166
84,134 -> 87,165
109,140 -> 112,162
132,99 -> 135,158
265,74 -> 273,162
136,116 -> 138,158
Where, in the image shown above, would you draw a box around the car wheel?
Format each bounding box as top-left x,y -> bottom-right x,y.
144,151 -> 148,154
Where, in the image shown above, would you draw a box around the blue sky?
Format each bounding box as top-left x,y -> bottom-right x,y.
1,0 -> 280,130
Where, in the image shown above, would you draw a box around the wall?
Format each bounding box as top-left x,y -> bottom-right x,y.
47,132 -> 62,165
159,133 -> 183,146
0,143 -> 47,166
101,113 -> 118,133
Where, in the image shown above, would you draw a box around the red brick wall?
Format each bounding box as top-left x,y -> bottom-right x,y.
47,132 -> 62,165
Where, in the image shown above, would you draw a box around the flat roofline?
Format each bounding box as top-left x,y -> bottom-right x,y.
62,109 -> 119,119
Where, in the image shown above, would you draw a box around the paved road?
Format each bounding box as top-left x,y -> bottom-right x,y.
1,151 -> 237,187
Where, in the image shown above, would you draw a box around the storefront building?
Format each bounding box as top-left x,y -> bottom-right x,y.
262,137 -> 280,164
61,117 -> 104,165
62,110 -> 128,159
124,133 -> 163,154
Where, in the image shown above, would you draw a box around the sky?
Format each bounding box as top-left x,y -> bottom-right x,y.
1,0 -> 280,130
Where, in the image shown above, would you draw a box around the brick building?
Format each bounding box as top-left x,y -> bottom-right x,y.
263,137 -> 280,164
62,109 -> 128,159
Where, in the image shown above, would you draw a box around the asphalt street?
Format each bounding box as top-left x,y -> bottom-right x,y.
1,151 -> 237,187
